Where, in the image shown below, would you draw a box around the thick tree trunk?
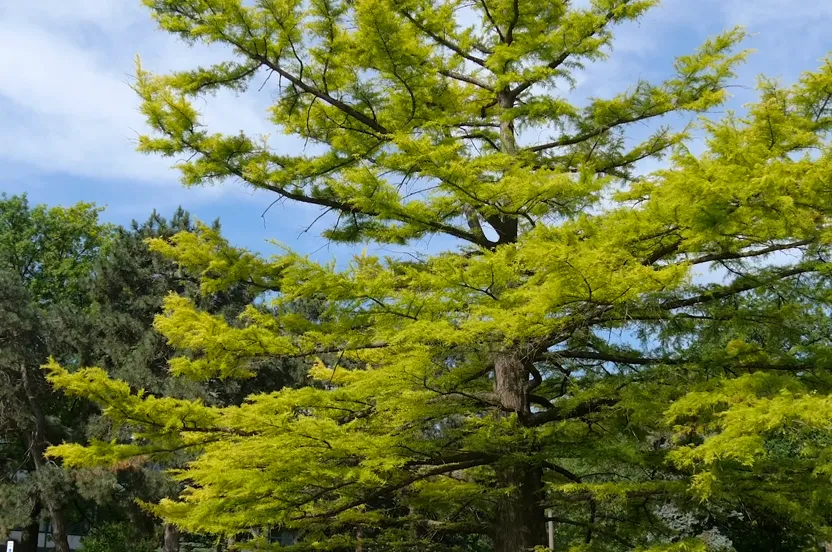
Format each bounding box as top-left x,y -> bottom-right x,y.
163,524 -> 181,552
21,364 -> 72,552
494,353 -> 529,417
494,85 -> 544,549
18,498 -> 42,552
492,354 -> 547,552
46,512 -> 72,552
408,505 -> 420,545
494,464 -> 547,552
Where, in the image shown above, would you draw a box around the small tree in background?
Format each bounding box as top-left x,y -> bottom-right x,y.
0,194 -> 109,552
76,522 -> 158,552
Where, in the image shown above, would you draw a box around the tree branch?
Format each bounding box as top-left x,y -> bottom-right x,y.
660,266 -> 817,310
509,5 -> 625,99
529,398 -> 618,426
528,108 -> 669,153
399,11 -> 488,68
545,350 -> 683,366
689,239 -> 815,265
297,458 -> 492,520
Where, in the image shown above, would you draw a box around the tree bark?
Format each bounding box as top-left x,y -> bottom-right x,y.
21,364 -> 72,552
494,463 -> 547,552
494,353 -> 529,417
490,78 -> 547,549
163,524 -> 181,552
494,90 -> 520,246
45,511 -> 72,552
355,527 -> 364,552
492,354 -> 547,552
18,498 -> 42,552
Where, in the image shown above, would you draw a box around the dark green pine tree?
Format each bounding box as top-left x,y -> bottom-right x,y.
86,206 -> 309,404
78,208 -> 311,552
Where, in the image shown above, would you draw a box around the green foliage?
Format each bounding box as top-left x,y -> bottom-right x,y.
636,540 -> 708,552
41,1 -> 832,551
1,199 -> 308,548
73,208 -> 313,544
0,193 -> 108,304
0,195 -> 110,547
77,522 -> 158,552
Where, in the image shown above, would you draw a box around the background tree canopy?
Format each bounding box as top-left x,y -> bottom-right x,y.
26,0 -> 832,551
0,194 -> 109,552
0,198 -> 309,552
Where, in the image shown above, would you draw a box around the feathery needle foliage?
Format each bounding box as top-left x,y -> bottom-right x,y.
43,1 -> 832,550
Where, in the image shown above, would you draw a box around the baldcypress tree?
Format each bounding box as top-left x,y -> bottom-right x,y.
44,1 -> 832,550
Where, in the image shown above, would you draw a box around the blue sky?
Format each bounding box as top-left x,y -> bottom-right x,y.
1,0 -> 831,260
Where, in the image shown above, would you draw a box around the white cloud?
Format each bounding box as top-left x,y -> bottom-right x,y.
4,0 -> 145,33
1,0 -> 830,196
0,22 -> 164,180
716,0 -> 832,26
0,1 -> 281,189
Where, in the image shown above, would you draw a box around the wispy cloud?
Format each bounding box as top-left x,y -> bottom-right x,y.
0,1 -> 281,189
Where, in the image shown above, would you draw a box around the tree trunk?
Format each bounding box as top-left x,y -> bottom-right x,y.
494,353 -> 529,417
355,527 -> 364,552
491,86 -> 545,551
163,524 -> 181,552
18,498 -> 42,552
408,505 -> 420,545
494,463 -> 547,552
46,512 -> 72,552
21,364 -> 72,552
493,353 -> 547,552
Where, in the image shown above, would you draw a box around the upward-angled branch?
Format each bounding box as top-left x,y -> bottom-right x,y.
399,10 -> 488,68
438,69 -> 495,91
689,239 -> 815,265
297,458 -> 492,520
506,0 -> 521,45
164,3 -> 391,135
644,236 -> 816,267
528,107 -> 671,153
509,4 -> 626,99
661,266 -> 818,310
251,51 -> 390,135
545,350 -> 684,366
174,134 -> 494,248
478,0 -> 505,43
529,398 -> 618,427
